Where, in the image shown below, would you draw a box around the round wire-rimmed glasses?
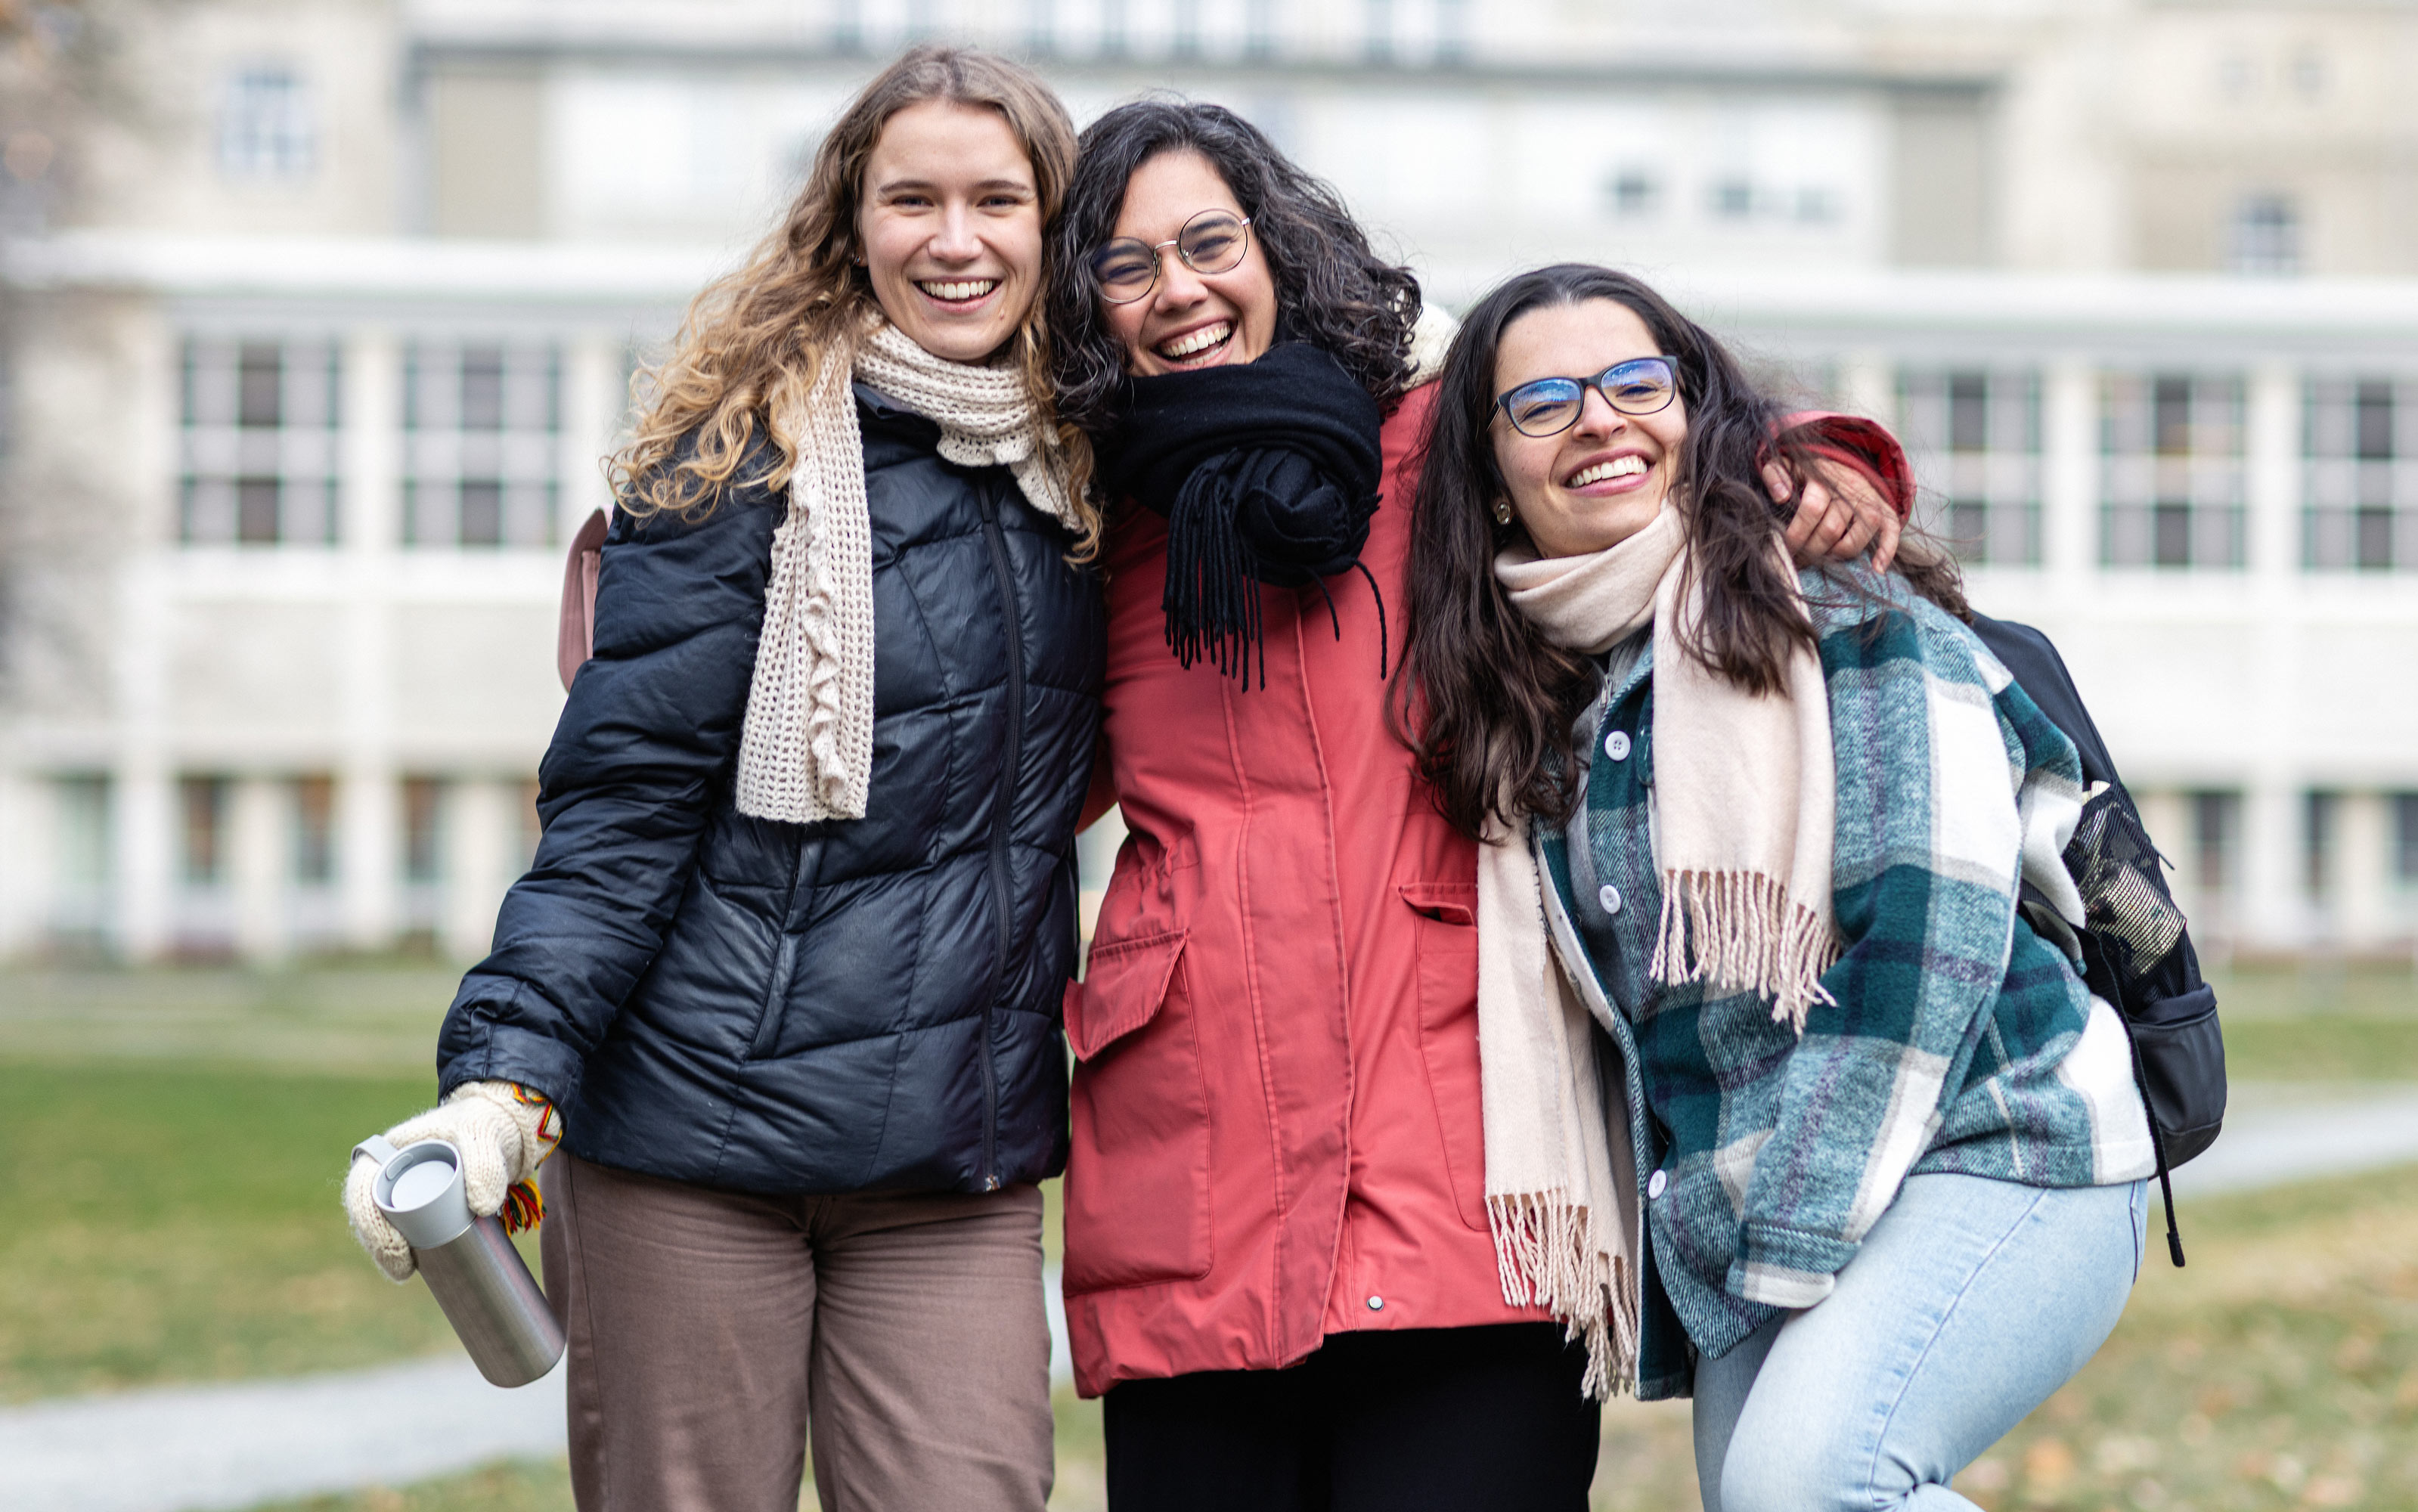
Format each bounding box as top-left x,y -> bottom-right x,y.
1495,356 -> 1682,438
1089,209 -> 1255,305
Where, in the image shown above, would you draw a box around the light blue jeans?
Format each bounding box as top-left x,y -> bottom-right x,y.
1692,1173 -> 2147,1512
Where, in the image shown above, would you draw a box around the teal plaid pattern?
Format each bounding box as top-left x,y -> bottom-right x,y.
1542,566 -> 2153,1392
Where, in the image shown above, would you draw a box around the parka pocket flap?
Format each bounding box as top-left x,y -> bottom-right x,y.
1398,881 -> 1477,927
1068,929 -> 1189,1061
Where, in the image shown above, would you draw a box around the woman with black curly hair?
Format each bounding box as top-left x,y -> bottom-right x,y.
1046,101 -> 1904,1512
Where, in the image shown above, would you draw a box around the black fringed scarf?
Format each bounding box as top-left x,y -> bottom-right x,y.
1096,343 -> 1386,687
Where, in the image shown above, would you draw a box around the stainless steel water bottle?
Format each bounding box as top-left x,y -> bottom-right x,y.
352,1134 -> 566,1387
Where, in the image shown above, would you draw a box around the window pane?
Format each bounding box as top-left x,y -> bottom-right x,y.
461,347 -> 505,431
1947,373 -> 1988,452
403,778 -> 443,883
460,480 -> 504,547
180,777 -> 228,885
236,478 -> 281,544
237,344 -> 282,428
293,776 -> 336,884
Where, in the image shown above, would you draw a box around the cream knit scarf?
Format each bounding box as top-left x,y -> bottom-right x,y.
1471,506 -> 1841,1396
736,321 -> 1081,823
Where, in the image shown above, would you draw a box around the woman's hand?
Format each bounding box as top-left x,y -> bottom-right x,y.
1766,461 -> 1901,573
343,1081 -> 560,1281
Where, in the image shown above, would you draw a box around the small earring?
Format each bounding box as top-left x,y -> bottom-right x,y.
1492,498 -> 1514,526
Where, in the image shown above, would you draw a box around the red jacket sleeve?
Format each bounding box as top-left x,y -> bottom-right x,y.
1779,411 -> 1914,520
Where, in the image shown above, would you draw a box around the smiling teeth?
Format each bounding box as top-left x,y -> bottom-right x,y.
1568,456 -> 1647,488
1159,322 -> 1232,359
921,280 -> 997,301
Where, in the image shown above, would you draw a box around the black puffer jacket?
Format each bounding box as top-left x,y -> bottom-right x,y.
436,389 -> 1103,1194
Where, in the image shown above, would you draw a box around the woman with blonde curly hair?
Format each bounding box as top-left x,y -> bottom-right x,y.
341,46 -> 1102,1512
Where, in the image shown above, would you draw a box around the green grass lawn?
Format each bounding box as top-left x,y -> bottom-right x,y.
1,961 -> 2414,1509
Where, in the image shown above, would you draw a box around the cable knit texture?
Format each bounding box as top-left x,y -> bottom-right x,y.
343,1080 -> 561,1283
737,320 -> 1081,823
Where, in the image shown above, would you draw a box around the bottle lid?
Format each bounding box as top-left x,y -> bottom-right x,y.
366,1139 -> 475,1250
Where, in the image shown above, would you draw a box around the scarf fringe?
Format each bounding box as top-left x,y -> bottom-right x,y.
1486,1191 -> 1640,1401
1650,869 -> 1840,1033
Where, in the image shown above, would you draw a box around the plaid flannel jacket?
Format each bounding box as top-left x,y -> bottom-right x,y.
1540,566 -> 2154,1390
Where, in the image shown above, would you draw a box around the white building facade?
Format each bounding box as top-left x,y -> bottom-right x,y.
3,0 -> 2416,962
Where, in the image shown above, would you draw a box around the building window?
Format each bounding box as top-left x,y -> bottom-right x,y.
401,776 -> 445,937
518,779 -> 544,873
1171,0 -> 1201,57
403,340 -> 561,549
1899,368 -> 2042,566
1244,0 -> 1277,58
1363,0 -> 1393,62
2305,790 -> 2339,899
1605,169 -> 1658,219
1099,0 -> 1127,56
293,775 -> 336,885
51,774 -> 110,940
218,67 -> 316,181
1023,0 -> 1055,54
2100,373 -> 2246,569
2230,193 -> 2299,275
2304,377 -> 2416,571
2190,790 -> 2240,893
1435,0 -> 1470,64
2395,794 -> 2418,885
179,776 -> 229,887
830,0 -> 861,53
179,338 -> 341,545
1712,177 -> 1755,220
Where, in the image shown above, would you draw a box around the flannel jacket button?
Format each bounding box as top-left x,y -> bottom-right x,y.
1604,729 -> 1632,761
1598,883 -> 1623,916
1648,1170 -> 1668,1200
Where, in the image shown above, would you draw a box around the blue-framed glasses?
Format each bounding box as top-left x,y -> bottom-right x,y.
1494,357 -> 1680,438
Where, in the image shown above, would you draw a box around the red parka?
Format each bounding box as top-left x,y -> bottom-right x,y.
1062,383 -> 1545,1398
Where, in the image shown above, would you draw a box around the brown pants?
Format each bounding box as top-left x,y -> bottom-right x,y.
541,1149 -> 1055,1512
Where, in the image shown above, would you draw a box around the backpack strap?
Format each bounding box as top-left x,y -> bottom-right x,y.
557,508 -> 609,692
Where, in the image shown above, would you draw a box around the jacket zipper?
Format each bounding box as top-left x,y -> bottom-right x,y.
975,484 -> 1023,1191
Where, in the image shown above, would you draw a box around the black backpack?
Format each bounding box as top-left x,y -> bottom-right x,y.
1970,613 -> 2226,1269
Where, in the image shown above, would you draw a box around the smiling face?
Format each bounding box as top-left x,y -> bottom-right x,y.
856,99 -> 1044,362
1490,298 -> 1690,559
1100,149 -> 1279,376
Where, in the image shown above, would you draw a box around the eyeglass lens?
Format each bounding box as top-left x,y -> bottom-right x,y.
1501,359 -> 1677,437
1092,211 -> 1251,302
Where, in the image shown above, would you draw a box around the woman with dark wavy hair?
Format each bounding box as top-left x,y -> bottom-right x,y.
1047,104 -> 1903,1512
1399,263 -> 2153,1511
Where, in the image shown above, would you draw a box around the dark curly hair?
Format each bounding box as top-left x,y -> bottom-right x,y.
1396,263 -> 1967,839
1049,98 -> 1421,438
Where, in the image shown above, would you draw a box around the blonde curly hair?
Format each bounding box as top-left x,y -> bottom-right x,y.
611,45 -> 1099,559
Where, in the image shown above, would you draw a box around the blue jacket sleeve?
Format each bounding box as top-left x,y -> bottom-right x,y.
435,466 -> 782,1103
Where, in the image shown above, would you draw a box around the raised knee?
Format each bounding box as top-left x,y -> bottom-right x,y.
1717,1436 -> 1865,1512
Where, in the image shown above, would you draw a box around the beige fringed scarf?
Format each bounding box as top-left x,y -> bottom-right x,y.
1475,823 -> 1639,1399
1498,505 -> 1842,1027
736,321 -> 1082,823
1473,506 -> 1842,1396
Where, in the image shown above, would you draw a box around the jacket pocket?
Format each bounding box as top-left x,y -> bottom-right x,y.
1063,928 -> 1215,1292
1401,881 -> 1491,1233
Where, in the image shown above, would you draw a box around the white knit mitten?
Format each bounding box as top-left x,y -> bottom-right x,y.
343,1081 -> 561,1283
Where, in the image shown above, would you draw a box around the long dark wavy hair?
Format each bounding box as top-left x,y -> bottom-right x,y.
1397,263 -> 1966,840
1049,98 -> 1420,438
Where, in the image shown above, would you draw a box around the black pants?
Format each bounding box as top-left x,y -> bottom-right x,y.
1103,1323 -> 1601,1512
